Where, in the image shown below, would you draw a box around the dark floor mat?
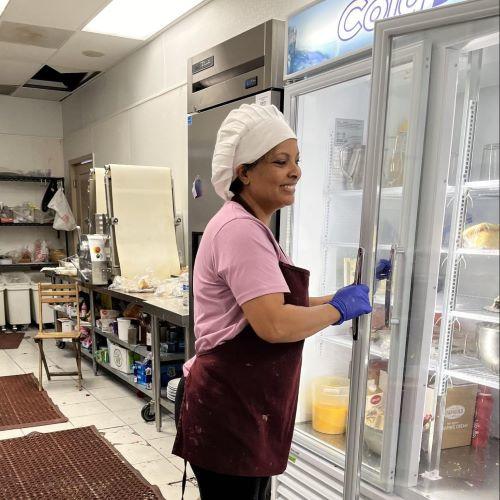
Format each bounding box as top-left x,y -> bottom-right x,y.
0,426 -> 164,499
0,373 -> 68,431
0,332 -> 24,349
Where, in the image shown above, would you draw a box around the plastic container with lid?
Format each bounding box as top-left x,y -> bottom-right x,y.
312,376 -> 350,435
26,272 -> 53,325
0,275 -> 6,328
3,272 -> 31,327
117,317 -> 133,342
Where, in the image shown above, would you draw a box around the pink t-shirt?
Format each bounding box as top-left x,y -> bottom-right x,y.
184,201 -> 291,375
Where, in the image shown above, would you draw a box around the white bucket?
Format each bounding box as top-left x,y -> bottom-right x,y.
117,317 -> 133,342
27,272 -> 52,325
4,272 -> 31,326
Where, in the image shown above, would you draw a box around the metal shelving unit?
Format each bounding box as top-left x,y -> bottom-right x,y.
0,222 -> 54,226
95,327 -> 150,357
94,326 -> 185,362
81,346 -> 92,361
95,359 -> 154,398
0,175 -> 64,183
45,271 -> 188,430
0,175 -> 69,262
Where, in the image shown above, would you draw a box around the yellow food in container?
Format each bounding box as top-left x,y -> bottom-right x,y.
312,376 -> 350,435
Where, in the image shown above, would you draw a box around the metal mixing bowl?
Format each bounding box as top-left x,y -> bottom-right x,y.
477,322 -> 499,374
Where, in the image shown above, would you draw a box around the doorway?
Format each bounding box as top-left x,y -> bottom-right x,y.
69,155 -> 94,249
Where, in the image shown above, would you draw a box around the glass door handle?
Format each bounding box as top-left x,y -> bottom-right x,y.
353,247 -> 365,341
385,244 -> 404,328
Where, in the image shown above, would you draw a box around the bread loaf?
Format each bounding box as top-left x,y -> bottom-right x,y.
463,222 -> 499,249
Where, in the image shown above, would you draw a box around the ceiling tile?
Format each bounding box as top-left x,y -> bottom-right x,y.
0,40 -> 55,62
12,86 -> 69,101
0,59 -> 42,85
47,31 -> 141,72
0,21 -> 73,49
1,0 -> 112,31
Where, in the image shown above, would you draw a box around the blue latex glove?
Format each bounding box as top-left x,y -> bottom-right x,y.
329,284 -> 372,325
376,258 -> 391,280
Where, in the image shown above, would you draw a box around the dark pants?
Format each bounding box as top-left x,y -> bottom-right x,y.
174,376 -> 271,500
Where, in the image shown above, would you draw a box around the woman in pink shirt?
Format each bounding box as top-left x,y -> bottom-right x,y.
173,104 -> 371,500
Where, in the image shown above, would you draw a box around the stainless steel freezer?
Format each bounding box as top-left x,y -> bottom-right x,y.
276,1 -> 499,499
187,20 -> 285,359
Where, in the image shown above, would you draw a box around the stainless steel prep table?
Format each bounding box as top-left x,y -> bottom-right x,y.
142,297 -> 189,431
43,271 -> 188,430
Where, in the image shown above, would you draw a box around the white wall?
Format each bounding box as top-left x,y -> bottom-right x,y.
61,0 -> 316,256
0,95 -> 64,255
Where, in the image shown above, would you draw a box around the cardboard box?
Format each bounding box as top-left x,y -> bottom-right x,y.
107,339 -> 140,374
424,381 -> 478,450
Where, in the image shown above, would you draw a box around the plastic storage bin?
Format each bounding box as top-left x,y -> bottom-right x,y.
4,272 -> 31,327
0,276 -> 6,329
312,376 -> 350,435
27,272 -> 52,325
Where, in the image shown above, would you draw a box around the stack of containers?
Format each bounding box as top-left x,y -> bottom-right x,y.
26,272 -> 53,325
3,272 -> 31,328
0,275 -> 6,331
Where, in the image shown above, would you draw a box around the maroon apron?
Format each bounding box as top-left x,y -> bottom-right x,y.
173,248 -> 309,477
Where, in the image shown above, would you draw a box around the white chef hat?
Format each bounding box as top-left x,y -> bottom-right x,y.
211,103 -> 297,201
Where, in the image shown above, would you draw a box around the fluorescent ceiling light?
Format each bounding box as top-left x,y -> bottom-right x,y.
0,0 -> 10,17
83,0 -> 204,40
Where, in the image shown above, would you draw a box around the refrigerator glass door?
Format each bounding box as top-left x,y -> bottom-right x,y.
412,16 -> 498,500
364,3 -> 499,500
357,40 -> 432,491
286,65 -> 372,478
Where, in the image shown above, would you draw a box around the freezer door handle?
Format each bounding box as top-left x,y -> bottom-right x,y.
384,244 -> 404,328
352,247 -> 365,341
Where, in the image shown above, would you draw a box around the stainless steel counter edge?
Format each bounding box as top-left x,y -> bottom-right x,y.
43,271 -> 189,327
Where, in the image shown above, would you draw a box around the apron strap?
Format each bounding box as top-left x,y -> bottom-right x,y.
181,459 -> 187,499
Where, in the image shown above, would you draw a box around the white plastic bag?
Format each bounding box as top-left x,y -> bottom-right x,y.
48,188 -> 76,231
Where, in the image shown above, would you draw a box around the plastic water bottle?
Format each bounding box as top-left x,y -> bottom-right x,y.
145,364 -> 152,390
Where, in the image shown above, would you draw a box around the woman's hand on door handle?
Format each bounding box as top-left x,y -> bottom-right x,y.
328,284 -> 372,325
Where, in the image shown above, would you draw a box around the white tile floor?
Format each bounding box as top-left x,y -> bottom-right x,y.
0,332 -> 199,500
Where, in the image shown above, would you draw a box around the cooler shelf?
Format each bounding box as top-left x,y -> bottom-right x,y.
456,248 -> 499,256
445,365 -> 499,390
450,309 -> 499,323
321,330 -> 388,358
